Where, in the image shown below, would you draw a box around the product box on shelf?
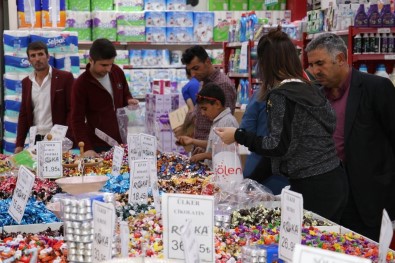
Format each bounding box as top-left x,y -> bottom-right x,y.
166,27 -> 194,42
129,49 -> 143,66
142,49 -> 161,66
194,12 -> 215,43
208,0 -> 229,11
145,11 -> 167,27
65,11 -> 92,41
307,10 -> 324,34
91,0 -> 114,11
91,11 -> 117,41
30,31 -> 78,53
146,27 -> 167,42
3,30 -> 30,54
67,0 -> 90,11
117,26 -> 146,42
54,54 -> 80,74
42,0 -> 66,28
115,50 -> 130,65
213,11 -> 232,42
229,0 -> 248,11
144,0 -> 166,11
17,0 -> 42,28
117,11 -> 145,27
248,0 -> 265,11
166,0 -> 187,10
166,11 -> 194,27
115,0 -> 144,11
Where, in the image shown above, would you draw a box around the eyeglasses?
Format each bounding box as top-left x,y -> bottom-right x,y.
196,94 -> 218,103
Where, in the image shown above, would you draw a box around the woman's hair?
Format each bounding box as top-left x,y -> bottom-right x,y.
89,38 -> 117,61
196,83 -> 226,106
257,26 -> 306,100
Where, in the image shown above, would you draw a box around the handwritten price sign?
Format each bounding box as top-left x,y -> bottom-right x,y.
129,160 -> 150,205
37,141 -> 63,178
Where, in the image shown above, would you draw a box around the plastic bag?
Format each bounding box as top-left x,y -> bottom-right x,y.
8,150 -> 36,170
117,105 -> 145,144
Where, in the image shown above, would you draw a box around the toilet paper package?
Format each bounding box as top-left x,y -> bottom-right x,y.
166,0 -> 186,10
130,82 -> 151,98
91,0 -> 114,11
208,0 -> 229,11
65,11 -> 92,41
170,50 -> 182,66
129,50 -> 143,66
3,30 -> 31,54
166,27 -> 194,43
166,11 -> 194,27
30,31 -> 78,53
117,12 -> 145,26
78,49 -> 88,67
144,0 -> 166,11
92,11 -> 117,41
42,0 -> 66,28
157,49 -> 170,66
194,12 -> 214,42
142,49 -> 160,67
145,27 -> 167,43
115,0 -> 144,11
115,50 -> 130,65
117,26 -> 146,42
17,0 -> 42,28
4,73 -> 26,97
145,12 -> 166,27
213,11 -> 232,41
130,69 -> 151,82
54,53 -> 80,74
4,53 -> 32,73
67,0 -> 90,11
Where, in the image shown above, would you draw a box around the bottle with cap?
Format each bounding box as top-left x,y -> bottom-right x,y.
359,64 -> 368,73
354,0 -> 368,27
368,0 -> 382,27
380,0 -> 395,27
353,34 -> 362,54
374,64 -> 389,78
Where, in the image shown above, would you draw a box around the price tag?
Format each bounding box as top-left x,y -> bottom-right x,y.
120,221 -> 130,258
279,189 -> 303,262
127,134 -> 141,164
28,126 -> 37,148
48,124 -> 68,141
293,243 -> 371,263
111,146 -> 124,176
384,54 -> 395,60
8,166 -> 35,224
163,193 -> 215,262
128,160 -> 150,205
95,128 -> 119,147
36,141 -> 63,178
140,133 -> 157,159
378,28 -> 391,34
149,157 -> 161,214
378,209 -> 393,263
239,41 -> 248,71
182,219 -> 200,263
92,201 -> 115,263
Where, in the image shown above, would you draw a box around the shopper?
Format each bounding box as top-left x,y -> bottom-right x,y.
240,92 -> 289,195
15,41 -> 75,153
306,33 -> 395,241
177,83 -> 239,165
71,38 -> 139,157
181,45 -> 236,155
215,27 -> 348,223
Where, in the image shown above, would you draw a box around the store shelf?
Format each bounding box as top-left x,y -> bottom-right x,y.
78,41 -> 224,47
226,42 -> 244,48
252,78 -> 262,84
351,27 -> 395,35
352,54 -> 395,61
228,72 -> 249,78
306,29 -> 348,40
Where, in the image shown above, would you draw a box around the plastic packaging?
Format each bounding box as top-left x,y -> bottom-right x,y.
359,64 -> 368,73
116,105 -> 145,144
380,2 -> 395,27
353,33 -> 362,54
354,2 -> 368,27
248,11 -> 258,41
374,64 -> 389,78
239,13 -> 247,42
367,0 -> 382,27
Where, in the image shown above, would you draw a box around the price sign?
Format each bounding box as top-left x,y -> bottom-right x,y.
140,133 -> 157,159
48,124 -> 68,141
149,157 -> 161,214
92,201 -> 115,263
163,193 -> 215,262
28,126 -> 37,148
182,219 -> 200,263
95,128 -> 119,147
37,141 -> 63,178
129,160 -> 150,205
127,134 -> 141,164
279,189 -> 303,262
293,243 -> 371,263
378,209 -> 393,263
120,221 -> 130,258
111,146 -> 124,176
8,166 -> 35,224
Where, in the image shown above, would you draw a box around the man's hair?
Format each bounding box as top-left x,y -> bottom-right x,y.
197,83 -> 226,106
305,33 -> 348,61
181,45 -> 209,65
26,41 -> 48,57
89,38 -> 117,61
257,26 -> 306,99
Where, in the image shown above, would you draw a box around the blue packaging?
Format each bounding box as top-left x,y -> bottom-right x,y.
55,54 -> 80,74
166,11 -> 194,27
239,13 -> 247,42
145,27 -> 167,42
3,31 -> 30,53
4,54 -> 32,73
30,31 -> 78,53
166,27 -> 194,43
145,11 -> 166,27
129,50 -> 143,66
193,12 -> 214,43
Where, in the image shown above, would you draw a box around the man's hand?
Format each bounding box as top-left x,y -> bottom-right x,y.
192,146 -> 205,155
190,153 -> 205,163
128,98 -> 139,106
214,127 -> 237,144
83,150 -> 99,157
176,136 -> 194,146
14,147 -> 23,154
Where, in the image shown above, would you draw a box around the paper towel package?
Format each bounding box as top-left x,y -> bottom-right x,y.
145,27 -> 167,43
54,54 -> 80,74
42,0 -> 66,28
117,26 -> 146,42
142,49 -> 160,67
65,11 -> 92,41
166,12 -> 194,27
157,49 -> 171,66
208,0 -> 229,11
3,30 -> 31,54
17,0 -> 42,28
129,50 -> 143,66
248,0 -> 265,10
144,0 -> 166,11
213,11 -> 232,42
166,27 -> 194,43
30,31 -> 78,53
115,50 -> 130,65
91,0 -> 114,11
4,53 -> 32,73
117,11 -> 145,26
130,82 -> 151,98
130,69 -> 150,82
115,0 -> 144,11
194,12 -> 214,42
170,50 -> 183,66
145,12 -> 166,27
67,0 -> 90,11
229,0 -> 248,10
166,0 -> 186,10
92,11 -> 117,41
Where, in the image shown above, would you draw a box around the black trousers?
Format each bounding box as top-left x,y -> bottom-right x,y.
35,134 -> 46,144
289,165 -> 349,224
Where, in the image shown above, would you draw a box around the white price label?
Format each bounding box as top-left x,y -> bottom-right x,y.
127,134 -> 141,164
149,157 -> 161,214
37,141 -> 63,178
239,41 -> 248,71
384,54 -> 395,60
279,189 -> 303,262
378,209 -> 393,263
93,201 -> 115,263
28,126 -> 37,148
182,219 -> 200,263
163,194 -> 215,262
111,146 -> 124,176
129,160 -> 150,205
140,133 -> 157,159
378,28 -> 391,34
293,244 -> 372,263
95,128 -> 119,147
48,124 -> 68,141
120,221 -> 130,258
8,166 -> 35,224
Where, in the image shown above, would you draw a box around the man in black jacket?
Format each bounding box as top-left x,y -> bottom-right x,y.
306,33 -> 395,241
